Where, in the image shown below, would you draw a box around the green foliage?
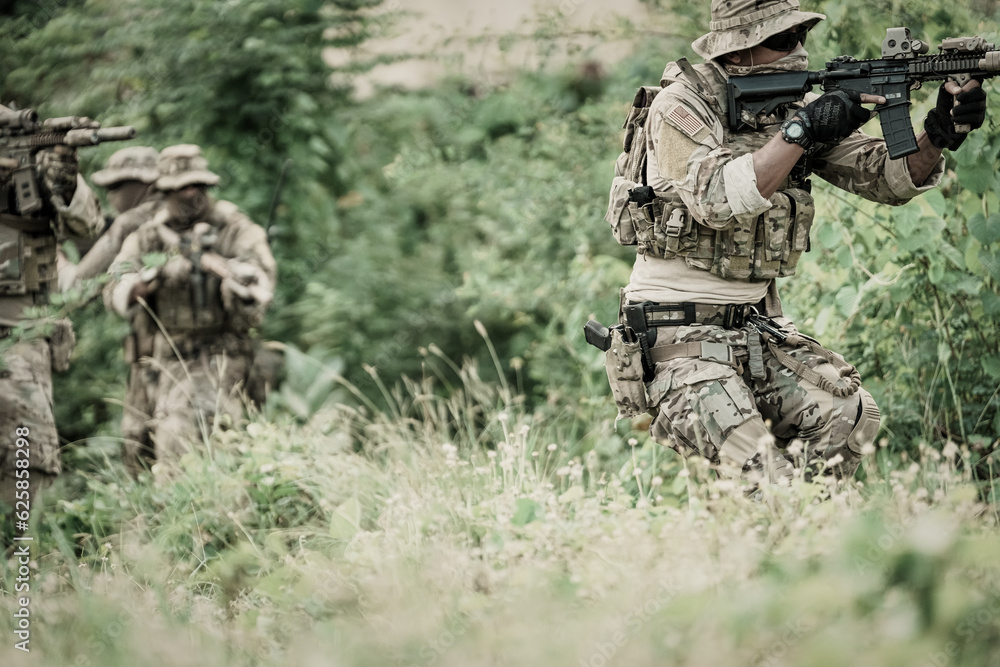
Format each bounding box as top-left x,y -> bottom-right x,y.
2,0 -> 1000,664
3,366 -> 1000,665
283,67 -> 642,410
52,301 -> 129,444
0,0 -> 998,505
3,0 -> 997,462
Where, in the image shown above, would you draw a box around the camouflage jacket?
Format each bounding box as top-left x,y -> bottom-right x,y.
0,175 -> 104,325
649,59 -> 943,226
59,195 -> 165,292
614,58 -> 945,299
104,199 -> 276,352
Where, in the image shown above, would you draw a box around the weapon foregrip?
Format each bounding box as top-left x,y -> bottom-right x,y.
879,103 -> 919,159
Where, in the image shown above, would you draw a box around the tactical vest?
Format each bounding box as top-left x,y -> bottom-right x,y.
146,209 -> 227,336
604,60 -> 815,281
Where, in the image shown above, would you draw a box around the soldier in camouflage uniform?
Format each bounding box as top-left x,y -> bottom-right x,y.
0,107 -> 105,509
602,0 -> 987,485
104,145 -> 276,477
58,146 -> 163,292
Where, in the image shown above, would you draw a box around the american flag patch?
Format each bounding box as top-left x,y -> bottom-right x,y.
666,104 -> 706,139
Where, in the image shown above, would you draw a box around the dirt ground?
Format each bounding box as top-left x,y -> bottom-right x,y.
326,0 -> 653,96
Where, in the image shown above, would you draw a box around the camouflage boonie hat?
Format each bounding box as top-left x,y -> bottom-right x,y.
692,0 -> 825,61
155,144 -> 220,191
91,146 -> 160,187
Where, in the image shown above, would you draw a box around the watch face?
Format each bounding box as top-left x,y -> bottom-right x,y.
785,122 -> 804,139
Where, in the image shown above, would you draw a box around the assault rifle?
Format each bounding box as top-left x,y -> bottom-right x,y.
0,106 -> 136,215
154,222 -> 272,308
727,27 -> 1000,159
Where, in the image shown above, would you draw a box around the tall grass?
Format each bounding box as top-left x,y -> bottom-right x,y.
2,353 -> 999,666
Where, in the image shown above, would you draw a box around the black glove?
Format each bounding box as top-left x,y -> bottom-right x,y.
38,145 -> 79,201
796,89 -> 873,144
925,82 -> 987,150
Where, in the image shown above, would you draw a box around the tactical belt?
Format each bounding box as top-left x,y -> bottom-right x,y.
165,332 -> 254,360
637,301 -> 754,329
621,300 -> 759,381
649,340 -> 734,366
644,309 -> 862,397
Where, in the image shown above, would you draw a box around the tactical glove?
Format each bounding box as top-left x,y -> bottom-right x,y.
38,145 -> 79,201
221,261 -> 272,329
160,255 -> 194,286
925,82 -> 987,151
795,90 -> 872,144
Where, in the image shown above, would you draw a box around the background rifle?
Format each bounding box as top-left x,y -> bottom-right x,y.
727,27 -> 1000,159
156,222 -> 271,307
0,106 -> 136,215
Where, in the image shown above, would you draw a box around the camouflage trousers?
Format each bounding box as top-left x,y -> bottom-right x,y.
122,343 -> 251,478
645,321 -> 880,483
0,338 -> 60,509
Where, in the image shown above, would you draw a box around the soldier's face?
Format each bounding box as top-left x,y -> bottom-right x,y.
166,184 -> 211,225
724,35 -> 807,68
106,179 -> 148,215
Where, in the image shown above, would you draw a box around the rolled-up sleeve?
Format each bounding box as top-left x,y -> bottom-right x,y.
812,131 -> 944,206
649,91 -> 771,230
723,153 -> 772,219
103,232 -> 144,318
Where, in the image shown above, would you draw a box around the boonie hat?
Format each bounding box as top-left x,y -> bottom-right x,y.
692,0 -> 825,61
155,144 -> 220,191
91,146 -> 160,187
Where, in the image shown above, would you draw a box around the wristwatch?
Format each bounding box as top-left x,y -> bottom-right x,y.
780,116 -> 813,150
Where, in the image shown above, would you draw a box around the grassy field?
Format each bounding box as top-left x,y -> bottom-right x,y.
3,357 -> 1000,667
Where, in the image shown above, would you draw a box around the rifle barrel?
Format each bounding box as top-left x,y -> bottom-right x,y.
96,126 -> 137,142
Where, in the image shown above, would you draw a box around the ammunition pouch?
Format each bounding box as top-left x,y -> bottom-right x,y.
48,317 -> 75,373
610,187 -> 814,280
605,176 -> 638,245
0,217 -> 58,296
149,273 -> 226,335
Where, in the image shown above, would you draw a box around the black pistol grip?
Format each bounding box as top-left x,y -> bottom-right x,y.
584,320 -> 612,352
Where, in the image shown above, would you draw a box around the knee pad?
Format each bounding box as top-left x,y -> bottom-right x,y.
847,389 -> 881,456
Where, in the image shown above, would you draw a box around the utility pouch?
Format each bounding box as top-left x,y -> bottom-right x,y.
605,176 -> 639,246
716,216 -> 756,280
604,325 -> 648,420
48,317 -> 76,373
0,224 -> 25,295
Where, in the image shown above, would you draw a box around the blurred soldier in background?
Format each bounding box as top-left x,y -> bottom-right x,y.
59,146 -> 163,292
104,144 -> 276,478
0,104 -> 106,511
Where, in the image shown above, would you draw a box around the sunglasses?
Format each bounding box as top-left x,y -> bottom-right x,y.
761,27 -> 809,52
